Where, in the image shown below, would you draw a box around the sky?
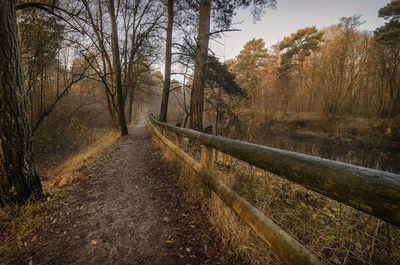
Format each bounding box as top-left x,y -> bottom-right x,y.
209,0 -> 391,60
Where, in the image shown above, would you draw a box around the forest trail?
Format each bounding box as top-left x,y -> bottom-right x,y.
9,116 -> 221,265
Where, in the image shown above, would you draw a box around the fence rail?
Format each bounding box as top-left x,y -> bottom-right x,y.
148,115 -> 400,264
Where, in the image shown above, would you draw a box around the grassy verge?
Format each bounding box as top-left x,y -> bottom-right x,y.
0,129 -> 119,264
44,129 -> 119,189
0,192 -> 63,264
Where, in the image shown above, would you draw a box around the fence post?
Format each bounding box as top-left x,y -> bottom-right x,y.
174,133 -> 181,148
200,144 -> 214,198
201,144 -> 215,169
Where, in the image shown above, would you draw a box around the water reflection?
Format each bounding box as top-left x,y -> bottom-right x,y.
257,132 -> 400,174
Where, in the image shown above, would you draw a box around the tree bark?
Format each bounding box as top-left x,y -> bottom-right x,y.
127,82 -> 135,122
0,0 -> 42,206
189,0 -> 211,131
107,0 -> 128,136
159,0 -> 174,122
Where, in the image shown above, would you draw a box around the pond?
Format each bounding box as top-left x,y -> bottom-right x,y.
256,132 -> 400,174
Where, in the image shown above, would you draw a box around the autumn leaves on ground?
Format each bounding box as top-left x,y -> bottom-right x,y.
1,120 -> 222,265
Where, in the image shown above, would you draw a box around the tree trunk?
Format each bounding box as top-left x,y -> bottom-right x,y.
127,83 -> 135,122
0,0 -> 42,206
159,0 -> 174,122
107,0 -> 128,136
189,0 -> 211,132
104,85 -> 116,123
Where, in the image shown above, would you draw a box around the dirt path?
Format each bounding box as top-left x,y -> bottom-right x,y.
10,122 -> 222,265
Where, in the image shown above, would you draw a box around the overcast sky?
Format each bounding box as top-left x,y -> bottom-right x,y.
209,0 -> 391,60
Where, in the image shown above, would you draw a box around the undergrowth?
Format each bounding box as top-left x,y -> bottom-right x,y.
44,129 -> 119,189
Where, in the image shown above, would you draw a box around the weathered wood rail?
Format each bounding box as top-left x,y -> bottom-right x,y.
148,115 -> 400,265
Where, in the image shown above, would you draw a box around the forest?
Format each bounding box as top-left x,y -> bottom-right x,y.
0,0 -> 399,264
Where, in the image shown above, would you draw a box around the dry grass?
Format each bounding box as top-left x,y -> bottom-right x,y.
0,129 -> 119,264
0,192 -> 63,264
214,155 -> 400,265
43,129 -> 119,189
152,128 -> 400,265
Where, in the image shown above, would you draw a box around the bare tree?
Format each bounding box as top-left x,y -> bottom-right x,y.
107,0 -> 128,136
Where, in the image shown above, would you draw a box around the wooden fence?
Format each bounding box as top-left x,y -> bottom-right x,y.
148,115 -> 400,265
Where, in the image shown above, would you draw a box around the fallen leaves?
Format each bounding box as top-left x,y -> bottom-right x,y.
90,239 -> 97,246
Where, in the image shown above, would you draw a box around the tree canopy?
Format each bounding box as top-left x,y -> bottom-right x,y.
374,0 -> 400,43
279,26 -> 324,78
206,56 -> 246,97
